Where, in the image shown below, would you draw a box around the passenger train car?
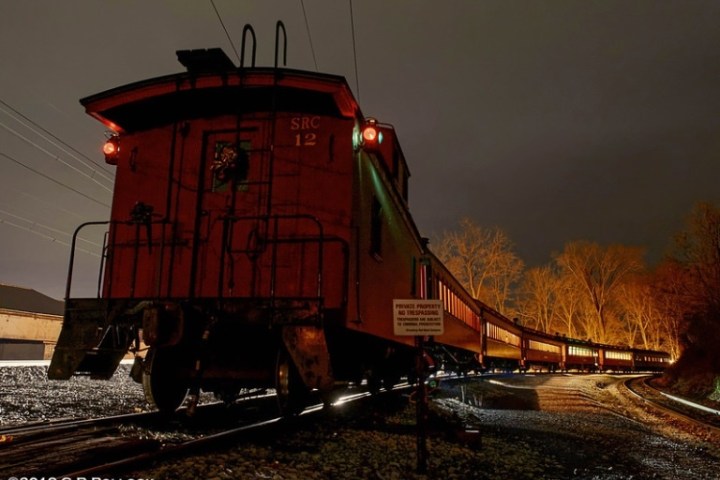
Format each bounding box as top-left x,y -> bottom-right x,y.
48,32 -> 670,414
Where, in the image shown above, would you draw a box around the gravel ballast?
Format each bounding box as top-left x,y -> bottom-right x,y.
1,365 -> 719,479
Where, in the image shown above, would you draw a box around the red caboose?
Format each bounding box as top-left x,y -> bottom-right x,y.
48,46 -> 482,412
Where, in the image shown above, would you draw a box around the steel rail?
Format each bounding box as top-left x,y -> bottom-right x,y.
0,409 -> 161,438
56,384 -> 412,478
623,376 -> 720,433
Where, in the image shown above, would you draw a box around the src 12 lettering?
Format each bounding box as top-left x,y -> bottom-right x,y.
290,115 -> 319,147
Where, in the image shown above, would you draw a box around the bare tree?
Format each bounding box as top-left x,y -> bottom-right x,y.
618,273 -> 659,349
650,260 -> 689,359
486,229 -> 525,312
553,272 -> 582,339
672,202 -> 720,311
666,202 -> 720,375
555,241 -> 645,344
432,218 -> 524,312
517,265 -> 558,332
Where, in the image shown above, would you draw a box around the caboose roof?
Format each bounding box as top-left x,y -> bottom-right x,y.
81,53 -> 361,133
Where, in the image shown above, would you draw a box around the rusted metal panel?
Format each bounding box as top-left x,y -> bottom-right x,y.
281,325 -> 334,392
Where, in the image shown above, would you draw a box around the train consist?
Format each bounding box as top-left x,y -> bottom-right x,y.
473,301 -> 670,373
48,30 -> 670,414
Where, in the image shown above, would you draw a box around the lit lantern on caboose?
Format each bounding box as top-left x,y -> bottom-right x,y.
359,117 -> 383,151
103,134 -> 120,164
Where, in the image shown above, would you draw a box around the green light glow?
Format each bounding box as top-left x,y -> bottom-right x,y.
710,376 -> 720,402
365,152 -> 403,241
352,121 -> 361,150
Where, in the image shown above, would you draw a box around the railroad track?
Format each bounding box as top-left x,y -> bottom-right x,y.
0,383 -> 410,478
61,415 -> 286,479
0,412 -> 161,478
0,390 -> 282,478
622,376 -> 720,433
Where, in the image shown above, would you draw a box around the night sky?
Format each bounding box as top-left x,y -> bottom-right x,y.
1,1 -> 719,300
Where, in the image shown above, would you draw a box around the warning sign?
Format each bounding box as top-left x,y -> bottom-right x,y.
393,299 -> 444,336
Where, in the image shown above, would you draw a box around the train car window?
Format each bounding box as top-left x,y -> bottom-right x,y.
606,350 -> 632,360
370,196 -> 383,258
487,323 -> 521,346
211,141 -> 250,192
529,340 -> 561,354
569,345 -> 594,357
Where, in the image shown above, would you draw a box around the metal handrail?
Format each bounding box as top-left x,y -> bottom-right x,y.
240,24 -> 256,68
274,20 -> 287,68
66,219 -> 171,300
223,213 -> 325,300
66,221 -> 110,300
67,214 -> 348,310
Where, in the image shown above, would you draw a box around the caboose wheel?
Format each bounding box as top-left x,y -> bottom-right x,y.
275,348 -> 308,416
142,347 -> 189,413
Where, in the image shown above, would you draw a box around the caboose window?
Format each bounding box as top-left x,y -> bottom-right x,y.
370,196 -> 383,258
211,141 -> 250,192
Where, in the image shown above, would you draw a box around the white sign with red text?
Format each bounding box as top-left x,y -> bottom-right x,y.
393,299 -> 444,336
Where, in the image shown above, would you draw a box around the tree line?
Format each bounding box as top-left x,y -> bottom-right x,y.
432,202 -> 720,365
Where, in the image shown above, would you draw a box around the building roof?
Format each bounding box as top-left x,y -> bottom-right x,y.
0,284 -> 64,316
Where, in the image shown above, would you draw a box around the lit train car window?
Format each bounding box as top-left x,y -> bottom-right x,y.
641,355 -> 668,363
528,340 -> 561,354
568,345 -> 595,357
435,274 -> 480,330
487,323 -> 521,347
605,350 -> 632,360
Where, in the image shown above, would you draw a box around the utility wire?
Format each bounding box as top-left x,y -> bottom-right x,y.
0,99 -> 115,179
349,0 -> 361,100
210,0 -> 242,64
14,189 -> 89,222
0,151 -> 110,208
0,214 -> 101,258
300,0 -> 319,71
0,120 -> 113,193
0,207 -> 102,248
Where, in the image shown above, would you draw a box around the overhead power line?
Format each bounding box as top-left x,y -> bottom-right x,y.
210,0 -> 241,64
13,188 -> 89,222
300,0 -> 319,71
0,151 -> 110,208
0,207 -> 102,249
349,0 -> 361,100
0,120 -> 113,193
0,213 -> 101,258
0,99 -> 115,181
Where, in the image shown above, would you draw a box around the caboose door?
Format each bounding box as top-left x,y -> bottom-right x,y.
192,125 -> 272,298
